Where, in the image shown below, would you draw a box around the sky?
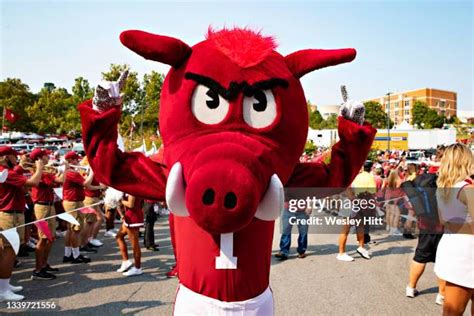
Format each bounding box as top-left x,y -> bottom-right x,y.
1,0 -> 473,111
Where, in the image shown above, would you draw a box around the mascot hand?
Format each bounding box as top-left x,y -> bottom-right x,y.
92,70 -> 129,112
340,99 -> 365,125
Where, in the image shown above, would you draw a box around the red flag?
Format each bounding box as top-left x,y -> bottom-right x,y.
80,207 -> 97,214
34,220 -> 53,242
5,108 -> 20,123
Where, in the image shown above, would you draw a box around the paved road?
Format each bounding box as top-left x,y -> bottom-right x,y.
0,216 -> 463,315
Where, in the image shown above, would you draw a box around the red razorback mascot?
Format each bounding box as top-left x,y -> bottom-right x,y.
79,27 -> 376,315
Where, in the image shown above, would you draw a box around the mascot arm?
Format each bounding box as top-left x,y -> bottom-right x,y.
79,100 -> 166,200
287,117 -> 376,188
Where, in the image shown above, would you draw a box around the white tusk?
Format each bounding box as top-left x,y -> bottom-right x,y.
255,174 -> 284,221
165,162 -> 190,217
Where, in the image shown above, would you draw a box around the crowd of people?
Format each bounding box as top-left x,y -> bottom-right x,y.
0,142 -> 472,315
0,146 -> 176,303
278,144 -> 473,315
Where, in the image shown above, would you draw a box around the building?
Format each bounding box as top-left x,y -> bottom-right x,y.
366,88 -> 457,125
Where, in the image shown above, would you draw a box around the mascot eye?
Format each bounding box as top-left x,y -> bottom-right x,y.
243,90 -> 277,128
191,84 -> 230,125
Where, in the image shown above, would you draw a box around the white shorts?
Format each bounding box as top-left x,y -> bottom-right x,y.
434,233 -> 474,288
173,283 -> 274,316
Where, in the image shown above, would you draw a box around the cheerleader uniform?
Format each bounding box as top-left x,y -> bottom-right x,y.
123,195 -> 144,228
434,179 -> 473,288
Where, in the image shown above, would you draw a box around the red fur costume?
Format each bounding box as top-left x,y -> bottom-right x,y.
79,28 -> 376,314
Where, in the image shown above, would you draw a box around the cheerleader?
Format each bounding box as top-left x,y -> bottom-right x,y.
115,193 -> 144,276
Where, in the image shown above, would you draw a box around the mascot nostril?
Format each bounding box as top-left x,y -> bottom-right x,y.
202,188 -> 215,205
224,192 -> 237,209
80,27 -> 377,315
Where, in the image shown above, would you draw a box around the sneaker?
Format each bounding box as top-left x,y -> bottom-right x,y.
104,230 -> 117,238
44,264 -> 59,272
356,247 -> 371,259
337,253 -> 355,262
274,252 -> 288,260
297,253 -> 307,259
116,260 -> 133,273
89,239 -> 103,247
87,242 -> 100,249
63,255 -> 72,263
166,266 -> 178,278
0,290 -> 24,302
391,229 -> 403,236
435,293 -> 444,305
80,245 -> 97,253
9,284 -> 23,293
406,286 -> 419,298
31,268 -> 56,280
123,266 -> 143,277
71,255 -> 91,264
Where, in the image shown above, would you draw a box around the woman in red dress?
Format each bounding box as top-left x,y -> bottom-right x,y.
115,194 -> 144,277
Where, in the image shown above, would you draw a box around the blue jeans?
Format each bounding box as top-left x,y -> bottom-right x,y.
279,210 -> 309,256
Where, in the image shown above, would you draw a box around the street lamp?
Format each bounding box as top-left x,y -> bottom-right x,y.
386,92 -> 392,152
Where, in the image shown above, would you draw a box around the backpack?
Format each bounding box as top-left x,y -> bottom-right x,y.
401,173 -> 439,221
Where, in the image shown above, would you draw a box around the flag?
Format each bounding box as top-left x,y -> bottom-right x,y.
34,220 -> 53,242
0,228 -> 20,254
80,207 -> 97,214
57,213 -> 80,226
4,108 -> 20,123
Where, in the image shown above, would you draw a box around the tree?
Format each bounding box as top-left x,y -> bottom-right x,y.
308,104 -> 323,129
424,108 -> 444,128
412,100 -> 444,129
0,78 -> 36,131
26,86 -> 75,134
412,101 -> 429,128
141,71 -> 164,132
72,77 -> 93,102
320,114 -> 338,129
364,101 -> 394,128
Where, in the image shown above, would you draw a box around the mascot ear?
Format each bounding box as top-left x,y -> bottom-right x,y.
120,30 -> 192,68
285,48 -> 356,79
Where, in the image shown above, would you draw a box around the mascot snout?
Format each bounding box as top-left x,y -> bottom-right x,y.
166,142 -> 284,234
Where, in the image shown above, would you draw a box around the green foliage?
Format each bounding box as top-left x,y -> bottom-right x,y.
0,78 -> 37,131
319,114 -> 338,129
364,101 -> 394,128
307,103 -> 337,130
304,140 -> 316,154
308,106 -> 323,129
0,64 -> 165,139
412,100 -> 444,129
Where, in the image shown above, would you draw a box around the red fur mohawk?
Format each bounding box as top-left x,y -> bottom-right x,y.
206,27 -> 277,68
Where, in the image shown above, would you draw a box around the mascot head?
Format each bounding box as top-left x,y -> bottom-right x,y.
120,27 -> 356,234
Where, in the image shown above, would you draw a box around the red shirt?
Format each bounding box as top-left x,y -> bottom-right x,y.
14,165 -> 31,177
63,170 -> 85,201
31,173 -> 56,203
0,166 -> 27,212
85,178 -> 101,198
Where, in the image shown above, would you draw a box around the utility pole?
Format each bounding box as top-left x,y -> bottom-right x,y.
386,92 -> 392,152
